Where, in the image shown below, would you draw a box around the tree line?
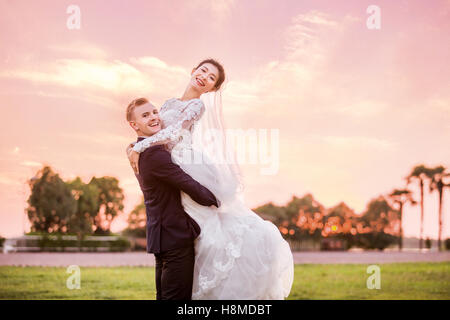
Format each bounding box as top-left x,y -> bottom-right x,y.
125,164 -> 450,251
24,163 -> 449,251
26,166 -> 124,238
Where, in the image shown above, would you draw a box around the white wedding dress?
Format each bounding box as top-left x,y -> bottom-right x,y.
133,97 -> 294,299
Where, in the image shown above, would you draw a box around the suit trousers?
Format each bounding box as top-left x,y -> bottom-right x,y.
154,245 -> 195,300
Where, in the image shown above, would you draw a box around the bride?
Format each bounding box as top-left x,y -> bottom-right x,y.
127,58 -> 294,299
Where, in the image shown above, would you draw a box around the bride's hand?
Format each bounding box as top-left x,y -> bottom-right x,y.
126,144 -> 140,174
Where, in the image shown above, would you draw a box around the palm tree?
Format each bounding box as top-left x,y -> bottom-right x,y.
427,166 -> 450,251
388,189 -> 417,251
405,165 -> 433,250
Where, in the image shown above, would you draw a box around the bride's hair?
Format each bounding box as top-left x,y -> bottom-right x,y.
195,58 -> 225,91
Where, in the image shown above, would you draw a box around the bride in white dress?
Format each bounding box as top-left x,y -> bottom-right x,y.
128,59 -> 294,299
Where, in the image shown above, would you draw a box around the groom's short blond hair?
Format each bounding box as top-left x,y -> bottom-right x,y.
126,97 -> 149,121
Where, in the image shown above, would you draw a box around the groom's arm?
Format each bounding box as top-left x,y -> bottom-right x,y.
140,147 -> 219,208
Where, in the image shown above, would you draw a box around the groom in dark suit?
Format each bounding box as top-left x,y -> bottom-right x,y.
126,97 -> 219,300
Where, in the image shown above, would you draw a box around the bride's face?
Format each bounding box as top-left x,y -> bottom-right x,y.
189,63 -> 219,94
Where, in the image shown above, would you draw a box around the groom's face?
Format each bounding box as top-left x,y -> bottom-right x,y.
130,103 -> 162,136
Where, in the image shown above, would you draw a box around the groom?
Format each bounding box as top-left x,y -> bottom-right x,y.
126,97 -> 219,300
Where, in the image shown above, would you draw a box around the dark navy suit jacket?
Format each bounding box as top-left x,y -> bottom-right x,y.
134,137 -> 218,254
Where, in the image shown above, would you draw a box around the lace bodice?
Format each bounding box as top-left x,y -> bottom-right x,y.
132,98 -> 205,153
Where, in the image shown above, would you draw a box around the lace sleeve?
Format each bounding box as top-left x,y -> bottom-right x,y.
132,99 -> 205,153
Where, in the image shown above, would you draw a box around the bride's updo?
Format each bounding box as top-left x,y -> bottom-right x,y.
195,58 -> 225,91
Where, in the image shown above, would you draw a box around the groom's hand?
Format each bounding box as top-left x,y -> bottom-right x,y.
211,198 -> 221,208
126,144 -> 140,174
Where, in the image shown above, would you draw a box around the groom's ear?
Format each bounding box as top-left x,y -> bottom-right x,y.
128,121 -> 139,132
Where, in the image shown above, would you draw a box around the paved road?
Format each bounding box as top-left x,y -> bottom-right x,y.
1,251 -> 449,267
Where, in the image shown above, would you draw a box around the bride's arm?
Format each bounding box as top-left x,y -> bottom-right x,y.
126,119 -> 169,174
133,99 -> 204,152
127,99 -> 205,174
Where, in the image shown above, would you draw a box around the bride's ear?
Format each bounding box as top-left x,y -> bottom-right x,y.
191,67 -> 196,75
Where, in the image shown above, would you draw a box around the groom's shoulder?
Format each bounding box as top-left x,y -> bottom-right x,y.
140,144 -> 167,156
139,145 -> 170,165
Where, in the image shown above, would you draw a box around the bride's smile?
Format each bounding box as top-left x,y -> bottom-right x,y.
189,63 -> 220,94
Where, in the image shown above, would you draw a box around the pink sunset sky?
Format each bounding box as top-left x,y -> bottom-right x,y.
0,0 -> 449,239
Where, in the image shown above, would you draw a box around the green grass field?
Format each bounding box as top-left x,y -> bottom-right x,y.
0,262 -> 449,300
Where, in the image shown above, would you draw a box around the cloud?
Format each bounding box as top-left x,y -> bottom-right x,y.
294,10 -> 338,27
315,135 -> 396,150
0,174 -> 21,186
20,161 -> 42,167
48,43 -> 108,59
60,132 -> 131,145
2,10 -> 355,122
335,100 -> 389,118
187,0 -> 235,26
283,10 -> 353,63
221,10 -> 360,123
0,55 -> 190,107
131,56 -> 186,74
208,0 -> 235,19
429,96 -> 450,113
33,90 -> 117,110
1,59 -> 145,92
